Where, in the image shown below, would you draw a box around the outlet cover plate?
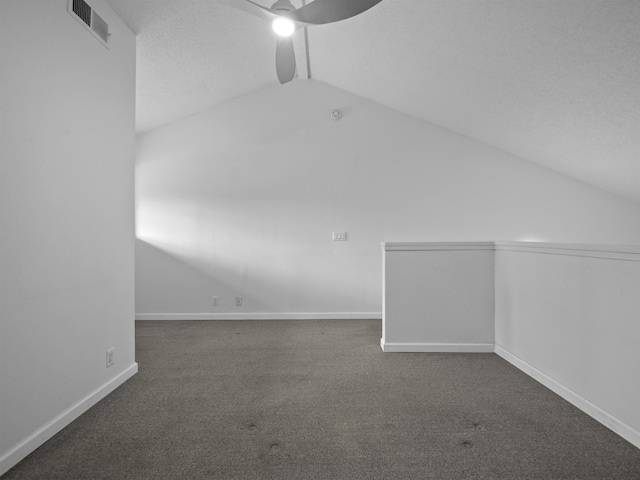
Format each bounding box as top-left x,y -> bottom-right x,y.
106,348 -> 115,367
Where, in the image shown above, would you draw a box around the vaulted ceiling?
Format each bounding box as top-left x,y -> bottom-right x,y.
104,0 -> 640,204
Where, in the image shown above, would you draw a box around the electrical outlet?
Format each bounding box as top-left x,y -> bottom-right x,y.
106,348 -> 115,368
235,296 -> 243,307
332,232 -> 347,241
212,296 -> 219,307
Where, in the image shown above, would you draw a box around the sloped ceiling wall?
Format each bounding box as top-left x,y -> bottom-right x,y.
135,81 -> 640,316
106,0 -> 640,204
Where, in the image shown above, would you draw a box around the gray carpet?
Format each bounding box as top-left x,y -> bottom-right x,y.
4,319 -> 640,479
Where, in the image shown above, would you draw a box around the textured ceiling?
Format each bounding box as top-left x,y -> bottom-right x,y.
104,0 -> 640,204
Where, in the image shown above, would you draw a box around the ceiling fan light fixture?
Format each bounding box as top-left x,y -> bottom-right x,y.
272,17 -> 295,37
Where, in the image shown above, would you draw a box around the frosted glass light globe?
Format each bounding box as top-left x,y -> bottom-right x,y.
272,17 -> 295,37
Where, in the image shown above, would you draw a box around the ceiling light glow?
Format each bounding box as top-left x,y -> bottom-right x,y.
272,17 -> 295,37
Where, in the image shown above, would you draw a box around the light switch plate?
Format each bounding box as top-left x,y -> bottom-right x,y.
332,232 -> 347,241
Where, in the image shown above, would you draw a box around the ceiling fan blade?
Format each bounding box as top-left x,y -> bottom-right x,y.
219,0 -> 277,21
275,36 -> 296,84
288,0 -> 383,25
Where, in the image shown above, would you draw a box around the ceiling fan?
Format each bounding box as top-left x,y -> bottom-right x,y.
220,0 -> 383,83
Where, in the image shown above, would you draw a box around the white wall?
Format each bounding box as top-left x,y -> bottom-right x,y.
136,80 -> 640,318
382,243 -> 495,352
494,242 -> 640,448
0,0 -> 136,473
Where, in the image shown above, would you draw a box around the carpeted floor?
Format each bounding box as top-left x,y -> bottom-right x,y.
4,319 -> 640,479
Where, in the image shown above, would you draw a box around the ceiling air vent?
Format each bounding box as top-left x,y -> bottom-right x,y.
91,11 -> 109,43
68,0 -> 110,49
72,0 -> 91,26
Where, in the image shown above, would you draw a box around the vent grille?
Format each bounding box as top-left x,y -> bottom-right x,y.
68,0 -> 109,49
91,11 -> 109,43
72,0 -> 91,26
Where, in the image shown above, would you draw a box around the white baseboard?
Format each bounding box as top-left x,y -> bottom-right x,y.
0,363 -> 138,476
135,313 -> 382,321
495,345 -> 640,450
380,340 -> 494,353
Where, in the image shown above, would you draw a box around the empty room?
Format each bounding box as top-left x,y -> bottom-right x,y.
1,0 -> 639,478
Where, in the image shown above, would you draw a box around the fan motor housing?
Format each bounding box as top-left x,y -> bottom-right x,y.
271,0 -> 295,13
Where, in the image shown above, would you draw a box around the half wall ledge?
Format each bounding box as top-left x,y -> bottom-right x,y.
380,240 -> 640,450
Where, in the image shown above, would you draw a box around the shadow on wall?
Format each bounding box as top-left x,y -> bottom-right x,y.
135,232 -> 380,315
136,238 -> 238,314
